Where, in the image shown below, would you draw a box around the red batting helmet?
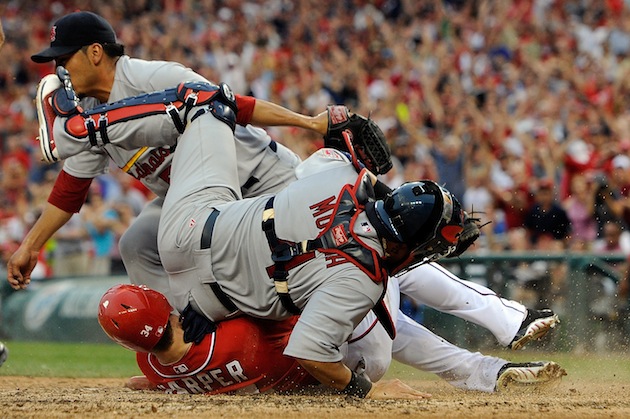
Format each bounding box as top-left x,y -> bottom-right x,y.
98,284 -> 172,352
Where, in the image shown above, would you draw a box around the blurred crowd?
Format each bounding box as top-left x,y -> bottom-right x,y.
0,0 -> 629,316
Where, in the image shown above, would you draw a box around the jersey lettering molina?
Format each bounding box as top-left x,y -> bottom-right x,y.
59,56 -> 292,199
136,317 -> 315,394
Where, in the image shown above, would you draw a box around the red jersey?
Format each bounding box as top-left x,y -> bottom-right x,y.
136,316 -> 317,394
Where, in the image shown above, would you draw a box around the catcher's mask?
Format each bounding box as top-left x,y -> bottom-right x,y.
98,284 -> 172,353
365,180 -> 464,275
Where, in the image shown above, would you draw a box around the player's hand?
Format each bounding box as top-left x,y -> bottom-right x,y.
6,246 -> 39,290
180,303 -> 217,344
366,379 -> 431,400
125,375 -> 157,391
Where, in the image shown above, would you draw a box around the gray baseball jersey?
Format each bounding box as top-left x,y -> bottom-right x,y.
158,131 -> 385,362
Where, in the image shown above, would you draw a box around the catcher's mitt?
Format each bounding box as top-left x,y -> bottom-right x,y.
446,211 -> 482,258
324,105 -> 393,175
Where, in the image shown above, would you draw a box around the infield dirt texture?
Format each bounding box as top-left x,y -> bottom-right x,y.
1,376 -> 629,418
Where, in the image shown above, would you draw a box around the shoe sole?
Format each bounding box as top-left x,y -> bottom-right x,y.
511,314 -> 560,351
496,361 -> 567,390
36,75 -> 62,163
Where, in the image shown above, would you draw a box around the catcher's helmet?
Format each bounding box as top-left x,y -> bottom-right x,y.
98,284 -> 172,352
366,180 -> 464,275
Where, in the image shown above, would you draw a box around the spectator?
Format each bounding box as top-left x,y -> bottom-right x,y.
523,179 -> 571,247
49,213 -> 90,278
592,220 -> 630,257
562,173 -> 598,251
80,183 -> 129,276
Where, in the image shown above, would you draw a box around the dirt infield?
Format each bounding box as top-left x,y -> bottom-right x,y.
1,376 -> 628,418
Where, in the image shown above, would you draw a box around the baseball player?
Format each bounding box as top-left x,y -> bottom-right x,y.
9,10 -> 558,357
98,284 -> 565,396
99,284 -> 320,395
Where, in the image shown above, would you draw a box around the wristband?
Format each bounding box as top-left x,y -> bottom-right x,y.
342,371 -> 372,398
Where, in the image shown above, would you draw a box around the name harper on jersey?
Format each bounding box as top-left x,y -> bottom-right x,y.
156,359 -> 249,394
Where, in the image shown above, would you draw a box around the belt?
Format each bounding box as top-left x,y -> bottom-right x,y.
200,210 -> 220,249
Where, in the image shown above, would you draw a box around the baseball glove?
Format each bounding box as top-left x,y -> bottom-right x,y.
446,211 -> 482,258
324,105 -> 393,175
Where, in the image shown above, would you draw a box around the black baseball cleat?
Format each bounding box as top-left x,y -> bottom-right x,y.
496,361 -> 566,391
510,309 -> 559,350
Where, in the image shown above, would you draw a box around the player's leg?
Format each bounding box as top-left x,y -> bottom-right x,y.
158,93 -> 241,312
233,126 -> 302,198
397,262 -> 527,347
393,312 -> 505,392
118,197 -> 179,307
392,312 -> 566,392
161,110 -> 241,211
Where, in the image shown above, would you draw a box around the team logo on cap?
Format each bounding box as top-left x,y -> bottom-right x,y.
50,26 -> 57,42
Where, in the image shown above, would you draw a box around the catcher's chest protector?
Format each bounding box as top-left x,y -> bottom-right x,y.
269,170 -> 388,283
263,171 -> 388,317
315,180 -> 388,284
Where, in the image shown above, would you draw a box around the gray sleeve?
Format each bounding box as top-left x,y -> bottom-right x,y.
283,272 -> 383,363
62,151 -> 109,178
147,63 -> 209,89
130,60 -> 210,92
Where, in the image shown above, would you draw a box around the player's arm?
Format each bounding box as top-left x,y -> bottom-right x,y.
125,376 -> 158,391
7,171 -> 92,289
235,96 -> 328,134
242,100 -> 392,176
297,359 -> 429,399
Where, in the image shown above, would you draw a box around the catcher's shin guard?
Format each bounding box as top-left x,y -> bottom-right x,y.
186,82 -> 237,132
36,74 -> 62,163
63,81 -> 234,146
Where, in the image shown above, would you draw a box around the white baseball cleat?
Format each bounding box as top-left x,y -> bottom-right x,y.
510,309 -> 560,351
36,74 -> 63,163
0,341 -> 8,367
496,361 -> 566,391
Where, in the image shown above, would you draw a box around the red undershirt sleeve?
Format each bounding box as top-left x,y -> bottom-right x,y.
235,95 -> 256,126
48,170 -> 93,213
